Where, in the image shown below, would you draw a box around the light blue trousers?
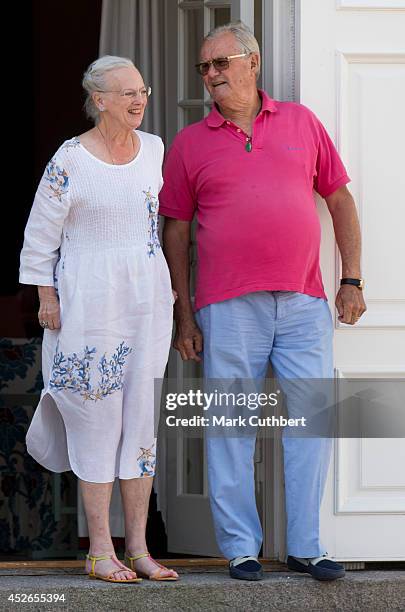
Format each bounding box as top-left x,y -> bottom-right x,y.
195,291 -> 334,559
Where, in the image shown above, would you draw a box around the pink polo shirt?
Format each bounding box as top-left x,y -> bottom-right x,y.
159,90 -> 350,311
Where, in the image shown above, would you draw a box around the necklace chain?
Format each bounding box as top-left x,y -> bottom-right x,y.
96,125 -> 135,165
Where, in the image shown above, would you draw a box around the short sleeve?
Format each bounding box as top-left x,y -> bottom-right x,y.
19,150 -> 72,286
313,118 -> 350,198
158,144 -> 196,221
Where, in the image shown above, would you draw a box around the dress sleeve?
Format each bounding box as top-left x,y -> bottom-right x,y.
19,150 -> 72,286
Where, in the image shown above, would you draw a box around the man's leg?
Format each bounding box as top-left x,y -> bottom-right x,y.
269,293 -> 334,558
196,292 -> 275,562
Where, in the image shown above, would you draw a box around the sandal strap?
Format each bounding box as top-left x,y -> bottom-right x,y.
86,553 -> 116,577
150,558 -> 170,571
125,552 -> 150,562
148,558 -> 177,579
125,552 -> 175,578
86,553 -> 113,561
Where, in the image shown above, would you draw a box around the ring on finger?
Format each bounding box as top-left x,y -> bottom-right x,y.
40,320 -> 49,328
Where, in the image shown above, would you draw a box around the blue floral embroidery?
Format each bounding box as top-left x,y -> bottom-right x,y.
49,341 -> 132,401
61,232 -> 69,270
143,187 -> 161,257
45,159 -> 69,202
137,444 -> 156,477
60,138 -> 81,151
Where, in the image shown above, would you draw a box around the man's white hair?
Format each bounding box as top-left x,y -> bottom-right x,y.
203,21 -> 261,79
82,55 -> 135,123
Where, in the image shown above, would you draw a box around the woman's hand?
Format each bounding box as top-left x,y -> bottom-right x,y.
38,286 -> 61,330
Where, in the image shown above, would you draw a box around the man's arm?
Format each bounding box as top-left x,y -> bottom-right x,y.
325,185 -> 367,325
162,217 -> 203,361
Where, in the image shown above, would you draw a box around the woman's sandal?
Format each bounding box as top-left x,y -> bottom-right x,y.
124,552 -> 179,581
86,553 -> 142,583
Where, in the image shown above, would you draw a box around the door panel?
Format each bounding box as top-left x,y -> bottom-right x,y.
298,0 -> 405,560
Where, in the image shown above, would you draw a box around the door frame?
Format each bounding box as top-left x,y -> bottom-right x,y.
260,0 -> 297,560
162,0 -> 298,559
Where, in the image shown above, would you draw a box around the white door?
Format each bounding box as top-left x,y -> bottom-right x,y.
164,0 -> 263,556
297,0 -> 405,561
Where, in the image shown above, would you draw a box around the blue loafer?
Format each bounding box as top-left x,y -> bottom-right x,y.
287,554 -> 345,581
229,556 -> 264,581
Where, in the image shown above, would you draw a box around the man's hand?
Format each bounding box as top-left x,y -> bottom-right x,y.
174,317 -> 203,362
335,285 -> 367,325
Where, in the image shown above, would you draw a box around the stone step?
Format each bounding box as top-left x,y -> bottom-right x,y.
0,565 -> 404,611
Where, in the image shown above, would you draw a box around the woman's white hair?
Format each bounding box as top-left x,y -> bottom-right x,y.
203,20 -> 260,78
82,55 -> 135,123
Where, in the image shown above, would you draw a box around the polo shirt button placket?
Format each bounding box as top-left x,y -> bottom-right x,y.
226,121 -> 252,151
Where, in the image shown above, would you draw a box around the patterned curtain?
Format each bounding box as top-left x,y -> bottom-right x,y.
0,338 -> 76,556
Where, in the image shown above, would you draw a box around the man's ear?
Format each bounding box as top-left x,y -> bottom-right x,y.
250,53 -> 261,76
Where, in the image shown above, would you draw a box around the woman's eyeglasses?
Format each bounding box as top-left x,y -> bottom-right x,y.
99,86 -> 152,99
195,53 -> 248,76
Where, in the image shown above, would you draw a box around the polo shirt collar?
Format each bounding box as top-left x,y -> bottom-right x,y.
205,89 -> 277,128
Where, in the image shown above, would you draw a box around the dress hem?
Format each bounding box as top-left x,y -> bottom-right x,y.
26,389 -> 156,483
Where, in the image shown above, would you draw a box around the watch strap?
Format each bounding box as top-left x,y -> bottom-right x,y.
340,278 -> 363,289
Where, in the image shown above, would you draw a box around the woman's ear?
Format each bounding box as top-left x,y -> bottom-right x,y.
93,92 -> 105,112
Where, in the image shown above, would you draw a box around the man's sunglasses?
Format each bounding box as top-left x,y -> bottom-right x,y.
195,53 -> 248,76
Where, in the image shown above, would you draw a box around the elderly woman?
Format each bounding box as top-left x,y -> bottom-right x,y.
19,56 -> 178,583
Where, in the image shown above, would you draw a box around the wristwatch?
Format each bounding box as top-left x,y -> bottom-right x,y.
340,278 -> 364,290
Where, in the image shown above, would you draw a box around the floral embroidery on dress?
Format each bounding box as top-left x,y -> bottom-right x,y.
60,138 -> 81,151
45,159 -> 69,202
143,187 -> 161,257
61,232 -> 70,270
49,341 -> 132,401
137,443 -> 156,477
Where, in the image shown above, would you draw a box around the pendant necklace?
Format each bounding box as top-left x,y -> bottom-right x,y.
96,125 -> 134,164
244,101 -> 261,152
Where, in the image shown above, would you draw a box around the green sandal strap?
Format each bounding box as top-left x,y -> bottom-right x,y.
125,552 -> 150,562
86,553 -> 113,561
86,553 -> 113,576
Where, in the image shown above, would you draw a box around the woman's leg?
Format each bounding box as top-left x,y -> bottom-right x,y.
120,477 -> 178,578
80,479 -> 137,580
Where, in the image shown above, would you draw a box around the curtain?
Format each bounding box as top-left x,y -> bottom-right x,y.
99,0 -> 166,139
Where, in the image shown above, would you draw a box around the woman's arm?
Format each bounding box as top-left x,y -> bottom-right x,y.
20,148 -> 72,329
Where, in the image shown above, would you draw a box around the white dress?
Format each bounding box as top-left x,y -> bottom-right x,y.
19,131 -> 174,483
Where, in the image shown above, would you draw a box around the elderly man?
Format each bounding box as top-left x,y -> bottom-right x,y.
159,21 -> 366,581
